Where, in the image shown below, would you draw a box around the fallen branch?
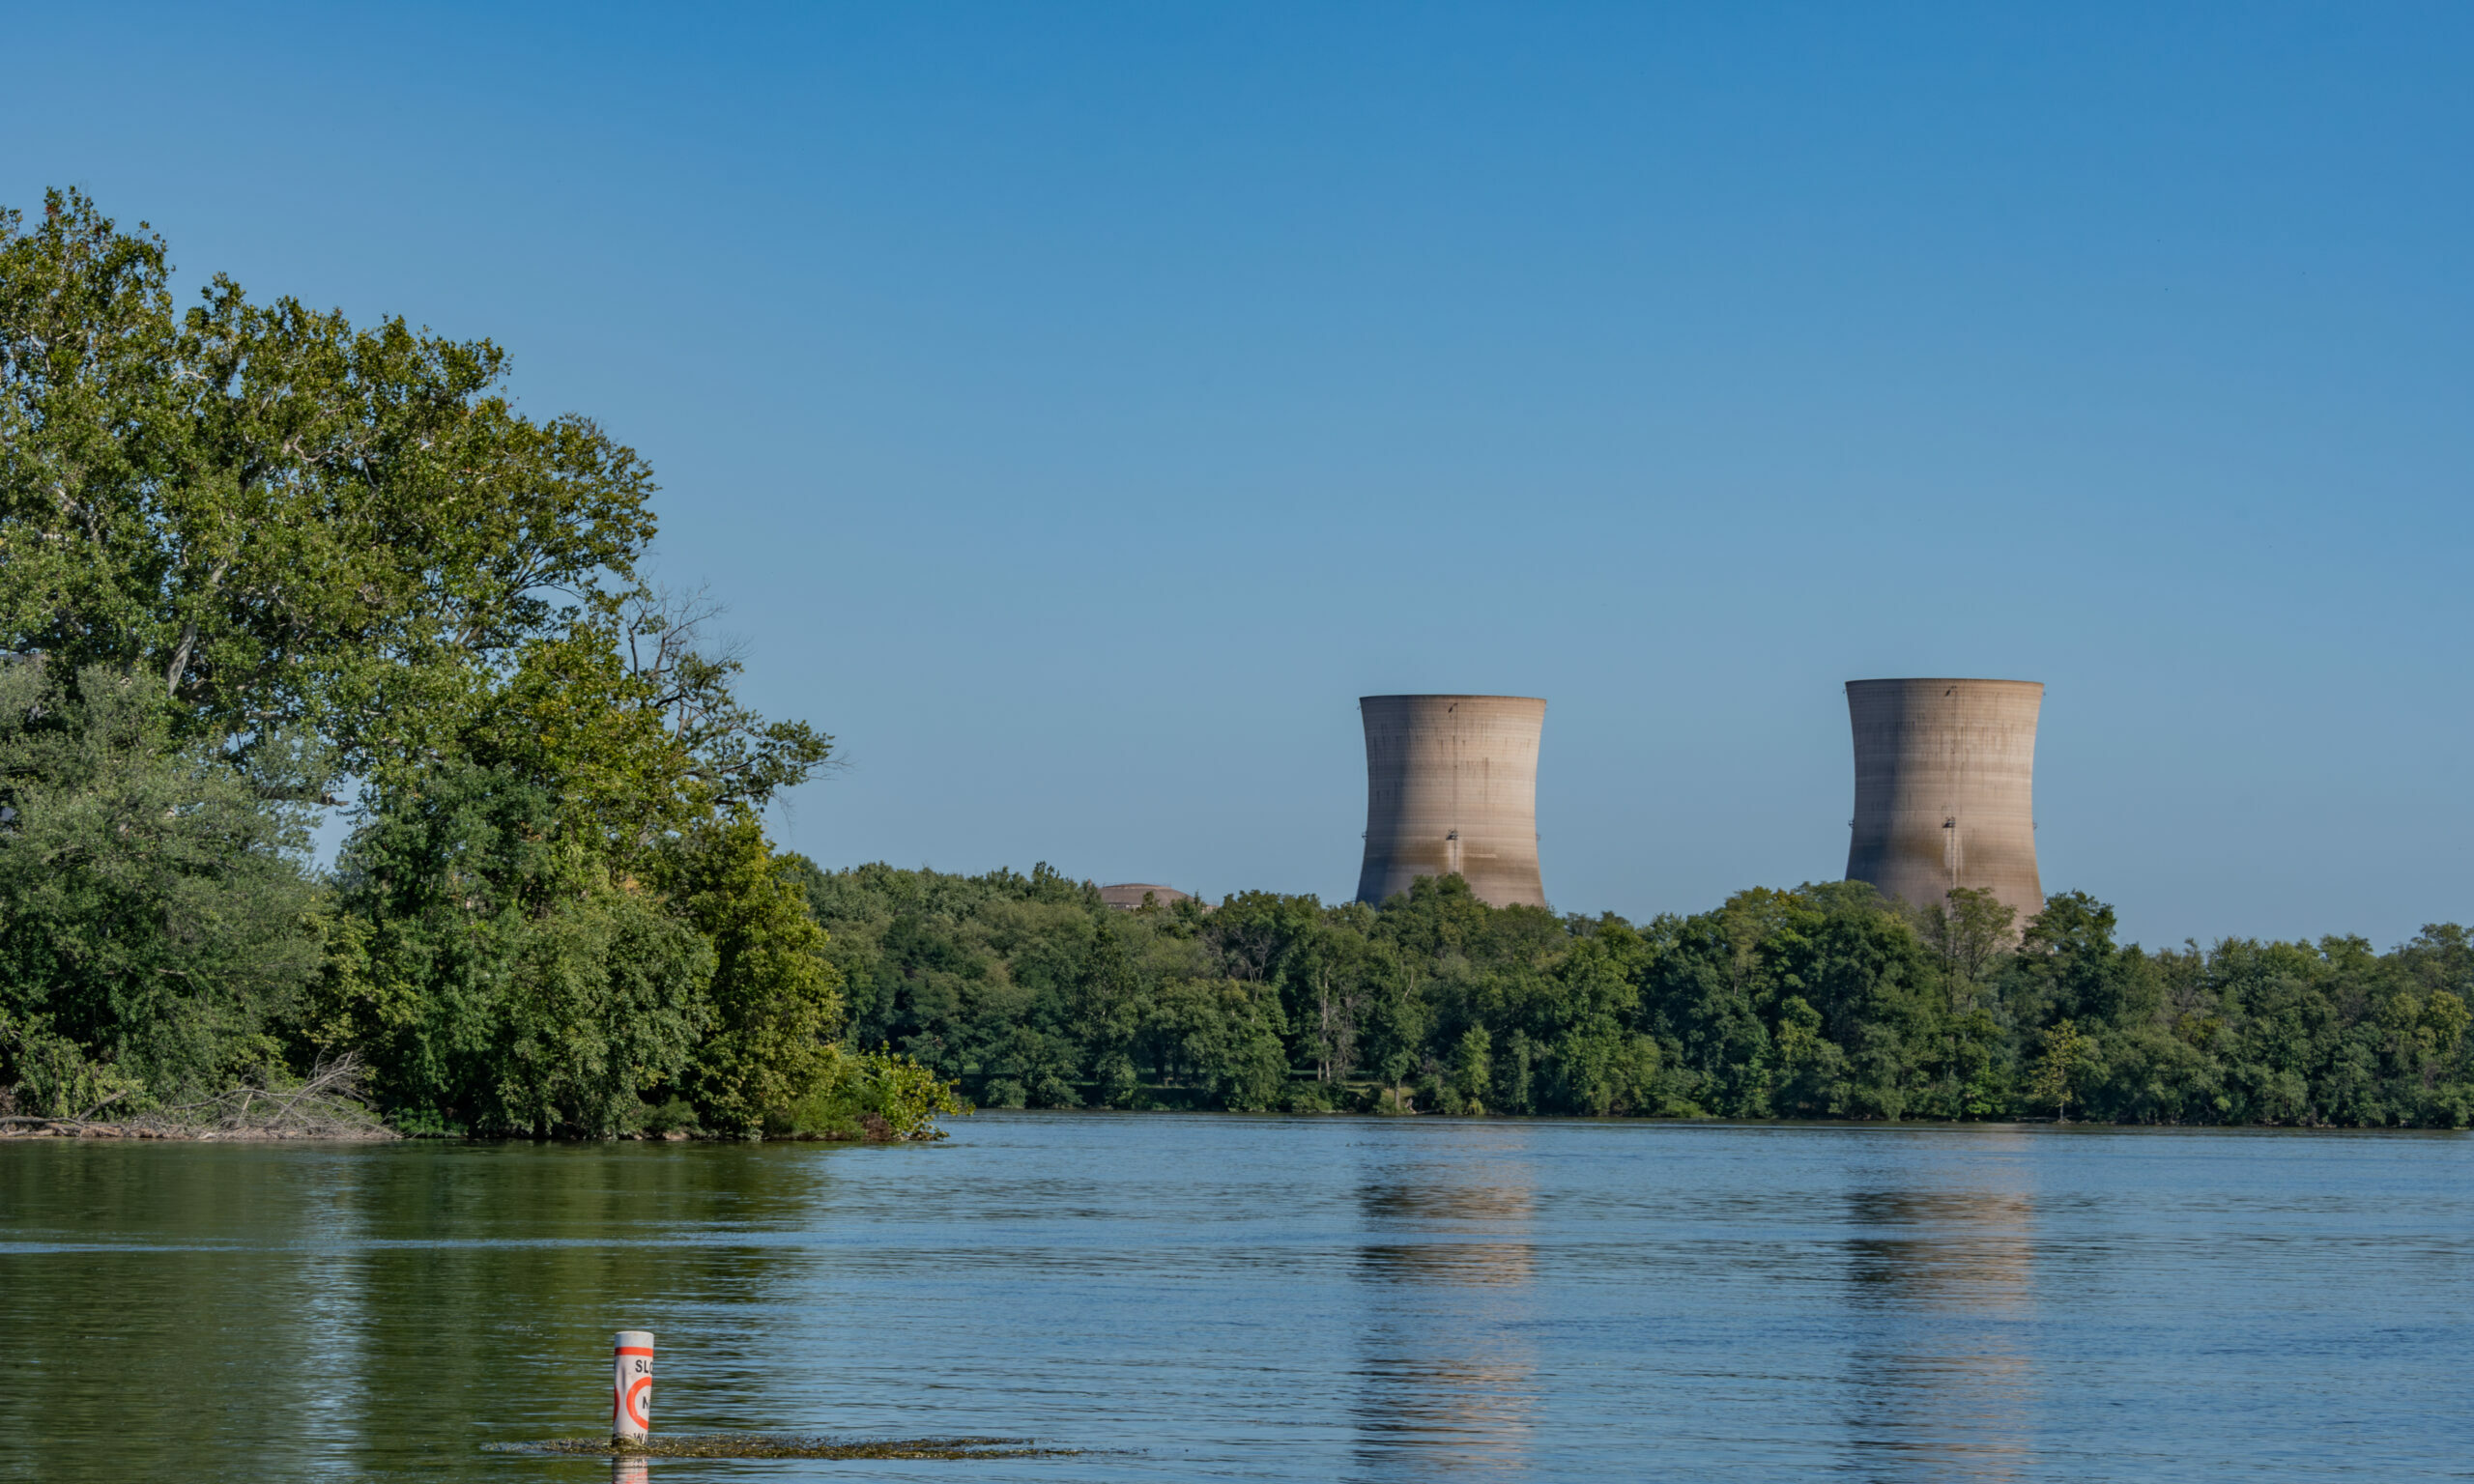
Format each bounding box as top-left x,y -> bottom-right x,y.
1,1057 -> 393,1141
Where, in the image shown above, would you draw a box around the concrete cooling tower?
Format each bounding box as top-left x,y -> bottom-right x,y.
1356,695 -> 1547,908
1844,678 -> 2044,924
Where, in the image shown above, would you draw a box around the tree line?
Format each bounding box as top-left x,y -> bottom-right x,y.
802,863 -> 2474,1127
0,191 -> 954,1138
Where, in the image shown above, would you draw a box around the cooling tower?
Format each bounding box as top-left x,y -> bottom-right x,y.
1356,695 -> 1547,908
1844,678 -> 2044,924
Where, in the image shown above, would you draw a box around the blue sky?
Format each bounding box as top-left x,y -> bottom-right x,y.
9,3 -> 2469,947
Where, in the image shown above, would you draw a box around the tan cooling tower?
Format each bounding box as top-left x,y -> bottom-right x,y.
1356,695 -> 1547,908
1844,678 -> 2044,924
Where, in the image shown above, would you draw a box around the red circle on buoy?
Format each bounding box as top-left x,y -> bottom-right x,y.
623,1377 -> 651,1430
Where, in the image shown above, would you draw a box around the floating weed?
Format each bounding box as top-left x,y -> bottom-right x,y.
489,1434 -> 1082,1460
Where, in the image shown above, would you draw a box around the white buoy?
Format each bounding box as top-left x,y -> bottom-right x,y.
612,1330 -> 654,1444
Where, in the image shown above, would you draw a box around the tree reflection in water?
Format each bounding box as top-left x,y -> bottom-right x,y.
0,1142 -> 832,1484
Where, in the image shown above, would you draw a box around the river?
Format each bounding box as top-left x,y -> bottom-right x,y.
2,1115 -> 2465,1481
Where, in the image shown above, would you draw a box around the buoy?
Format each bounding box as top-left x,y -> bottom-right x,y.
612,1330 -> 653,1444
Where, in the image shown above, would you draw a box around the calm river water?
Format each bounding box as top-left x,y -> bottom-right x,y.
1,1115 -> 2466,1482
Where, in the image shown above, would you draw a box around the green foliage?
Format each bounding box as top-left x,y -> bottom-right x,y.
768,1046 -> 967,1141
0,662 -> 324,1113
316,782 -> 857,1139
657,813 -> 846,1135
315,758 -> 715,1136
0,190 -> 659,779
459,595 -> 832,870
1447,1026 -> 1492,1115
1,189 -> 858,1140
2025,1018 -> 2097,1120
1137,978 -> 1290,1111
799,861 -> 2474,1127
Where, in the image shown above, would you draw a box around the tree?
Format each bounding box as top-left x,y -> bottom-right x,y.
1136,978 -> 1288,1110
0,190 -> 661,781
657,813 -> 846,1135
1911,887 -> 2019,1116
2,189 -> 859,1137
2010,891 -> 2155,1028
1771,996 -> 1846,1117
1358,955 -> 1430,1114
1448,1026 -> 1492,1115
1920,887 -> 2017,1009
314,757 -> 715,1136
0,661 -> 324,1113
1292,916 -> 1374,1083
2025,1018 -> 2097,1121
454,591 -> 829,875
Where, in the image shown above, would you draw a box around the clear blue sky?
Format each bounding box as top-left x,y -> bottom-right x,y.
10,3 -> 2469,948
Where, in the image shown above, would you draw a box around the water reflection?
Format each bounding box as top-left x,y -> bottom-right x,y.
293,1155 -> 375,1456
1839,1135 -> 2038,1481
6,1119 -> 2467,1483
1350,1135 -> 1541,1478
0,1143 -> 838,1483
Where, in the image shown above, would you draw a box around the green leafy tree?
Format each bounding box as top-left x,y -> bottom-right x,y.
1359,959 -> 1431,1114
2008,891 -> 2159,1029
1137,978 -> 1288,1110
0,662 -> 324,1113
772,1047 -> 967,1140
0,190 -> 658,779
4,189 -> 854,1139
1920,887 -> 2017,1006
2025,1018 -> 2097,1121
1448,1025 -> 1492,1115
1771,996 -> 1846,1116
657,813 -> 845,1135
461,591 -> 830,869
314,758 -> 714,1135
